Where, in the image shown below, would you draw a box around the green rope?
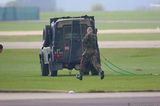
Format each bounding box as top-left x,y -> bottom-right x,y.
101,54 -> 136,75
101,58 -> 120,75
106,59 -> 136,75
101,59 -> 126,75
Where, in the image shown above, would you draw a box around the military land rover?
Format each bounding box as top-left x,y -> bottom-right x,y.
39,15 -> 101,77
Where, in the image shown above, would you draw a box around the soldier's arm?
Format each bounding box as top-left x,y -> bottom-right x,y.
82,34 -> 89,43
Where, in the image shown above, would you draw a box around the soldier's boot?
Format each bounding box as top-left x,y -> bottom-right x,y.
76,73 -> 83,80
99,71 -> 104,80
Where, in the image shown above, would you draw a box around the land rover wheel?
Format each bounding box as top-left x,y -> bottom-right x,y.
40,54 -> 49,76
41,64 -> 49,76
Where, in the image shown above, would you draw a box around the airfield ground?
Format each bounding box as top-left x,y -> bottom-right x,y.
0,11 -> 160,92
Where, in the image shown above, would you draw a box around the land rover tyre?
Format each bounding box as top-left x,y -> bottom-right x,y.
90,65 -> 99,75
40,53 -> 49,76
51,70 -> 58,77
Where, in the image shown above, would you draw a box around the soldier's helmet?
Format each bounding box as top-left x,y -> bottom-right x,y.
87,27 -> 93,34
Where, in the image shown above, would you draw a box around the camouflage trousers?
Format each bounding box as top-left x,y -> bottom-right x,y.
80,52 -> 102,75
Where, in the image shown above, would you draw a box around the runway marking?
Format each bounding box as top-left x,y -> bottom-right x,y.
0,29 -> 160,36
0,92 -> 160,101
1,41 -> 160,49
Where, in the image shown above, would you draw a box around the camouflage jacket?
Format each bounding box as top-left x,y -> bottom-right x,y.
82,33 -> 97,55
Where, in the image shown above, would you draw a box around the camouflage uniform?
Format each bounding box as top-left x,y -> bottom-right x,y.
76,27 -> 104,80
80,32 -> 103,75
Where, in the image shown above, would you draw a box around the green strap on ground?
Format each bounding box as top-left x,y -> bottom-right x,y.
101,54 -> 136,76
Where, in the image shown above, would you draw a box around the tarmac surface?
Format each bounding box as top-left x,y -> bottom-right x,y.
1,29 -> 160,49
1,29 -> 160,105
1,29 -> 160,48
2,41 -> 160,49
0,29 -> 160,36
1,26 -> 160,106
0,92 -> 160,106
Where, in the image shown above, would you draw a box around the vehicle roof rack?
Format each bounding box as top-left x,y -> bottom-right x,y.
50,15 -> 94,24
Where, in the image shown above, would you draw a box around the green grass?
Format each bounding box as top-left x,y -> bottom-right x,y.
0,11 -> 160,31
0,49 -> 160,92
41,11 -> 160,20
0,35 -> 41,42
0,21 -> 46,31
0,21 -> 159,31
97,23 -> 160,29
98,33 -> 160,41
1,33 -> 160,42
101,49 -> 160,75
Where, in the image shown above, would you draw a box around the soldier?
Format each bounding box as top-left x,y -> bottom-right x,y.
0,44 -> 3,53
76,27 -> 104,80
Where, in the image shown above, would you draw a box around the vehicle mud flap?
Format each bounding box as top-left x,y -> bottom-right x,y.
51,70 -> 58,77
42,64 -> 49,76
50,62 -> 62,77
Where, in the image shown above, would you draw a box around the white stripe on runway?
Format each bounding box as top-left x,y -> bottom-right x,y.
1,41 -> 160,49
0,29 -> 160,36
0,92 -> 160,100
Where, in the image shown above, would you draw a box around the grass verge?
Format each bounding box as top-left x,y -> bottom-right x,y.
98,33 -> 160,41
0,11 -> 160,31
0,49 -> 160,92
0,21 -> 159,31
41,11 -> 160,20
1,33 -> 160,42
0,35 -> 41,42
